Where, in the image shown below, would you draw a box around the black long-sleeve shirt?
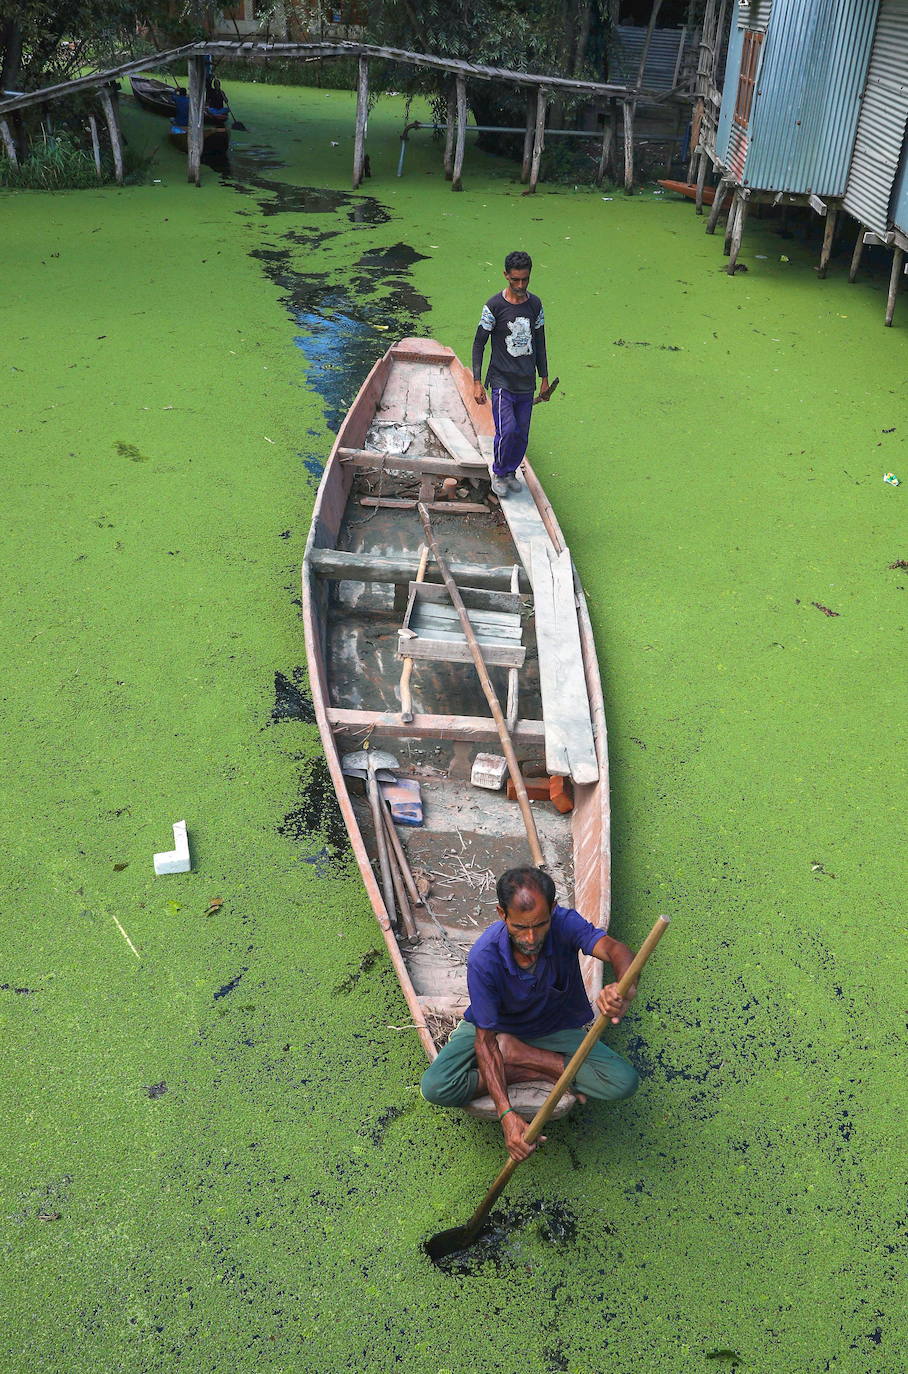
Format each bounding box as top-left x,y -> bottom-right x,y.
472,291 -> 548,394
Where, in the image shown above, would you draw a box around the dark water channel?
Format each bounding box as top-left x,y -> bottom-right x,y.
222,146 -> 431,434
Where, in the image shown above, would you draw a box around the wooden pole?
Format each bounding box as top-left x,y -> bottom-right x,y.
723,187 -> 739,254
451,74 -> 467,191
848,224 -> 865,284
0,117 -> 18,169
399,543 -> 428,722
87,112 -> 102,177
622,98 -> 635,192
726,190 -> 747,272
521,90 -> 534,183
380,803 -> 423,912
352,55 -> 369,188
186,56 -> 205,186
694,146 -> 708,213
97,86 -> 124,186
885,246 -> 903,327
595,100 -> 615,185
706,175 -> 730,233
817,202 -> 838,279
443,81 -> 456,180
417,504 -> 545,867
528,86 -> 547,195
381,808 -> 418,940
425,914 -> 671,1262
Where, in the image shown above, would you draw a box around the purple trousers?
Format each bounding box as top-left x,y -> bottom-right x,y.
491,388 -> 535,476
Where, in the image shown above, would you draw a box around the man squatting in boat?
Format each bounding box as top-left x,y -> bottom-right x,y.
472,250 -> 553,501
421,867 -> 639,1161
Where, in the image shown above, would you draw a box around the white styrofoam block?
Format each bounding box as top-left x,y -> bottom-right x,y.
153,820 -> 191,875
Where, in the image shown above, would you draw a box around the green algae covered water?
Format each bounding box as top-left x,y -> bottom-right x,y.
1,83 -> 904,1373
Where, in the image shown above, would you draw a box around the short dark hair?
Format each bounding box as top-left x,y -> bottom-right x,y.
504,250 -> 532,274
497,866 -> 555,913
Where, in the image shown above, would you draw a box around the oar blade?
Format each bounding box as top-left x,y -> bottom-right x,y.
423,1220 -> 489,1264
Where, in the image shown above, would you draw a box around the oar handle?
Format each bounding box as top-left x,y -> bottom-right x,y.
462,915 -> 670,1238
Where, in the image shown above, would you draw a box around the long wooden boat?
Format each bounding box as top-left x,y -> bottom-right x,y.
302,338 -> 611,1120
657,177 -> 718,205
130,75 -> 230,126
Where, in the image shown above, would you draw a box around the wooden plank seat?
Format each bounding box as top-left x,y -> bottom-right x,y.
309,546 -> 530,593
529,538 -> 599,784
399,580 -> 526,669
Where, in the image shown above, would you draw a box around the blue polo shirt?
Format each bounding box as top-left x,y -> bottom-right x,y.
463,904 -> 606,1039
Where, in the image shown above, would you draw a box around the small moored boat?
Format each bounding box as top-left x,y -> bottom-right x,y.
302,338 -> 611,1120
130,75 -> 230,126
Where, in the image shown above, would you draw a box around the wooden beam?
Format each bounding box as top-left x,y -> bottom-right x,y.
595,100 -> 615,186
817,203 -> 838,279
87,112 -> 102,177
308,546 -> 531,591
848,223 -> 865,283
186,56 -> 205,186
521,90 -> 534,184
326,706 -> 546,746
359,497 -> 489,514
352,55 -> 369,188
452,74 -> 467,191
622,98 -> 635,192
694,146 -> 708,214
706,175 -> 730,233
443,81 -> 456,179
338,449 -> 484,478
97,86 -> 124,186
0,117 -> 18,168
726,190 -> 747,272
0,44 -> 201,117
885,246 -> 903,327
528,86 -> 547,194
426,417 -> 483,464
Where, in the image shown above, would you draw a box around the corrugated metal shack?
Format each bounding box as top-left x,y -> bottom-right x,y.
842,0 -> 908,322
708,0 -> 879,274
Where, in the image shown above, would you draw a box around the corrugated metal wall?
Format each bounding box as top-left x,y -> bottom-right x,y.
610,26 -> 689,89
715,15 -> 748,164
843,0 -> 908,233
890,142 -> 908,232
743,0 -> 879,195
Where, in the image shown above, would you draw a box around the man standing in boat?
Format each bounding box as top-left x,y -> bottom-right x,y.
472,251 -> 553,500
420,867 -> 639,1161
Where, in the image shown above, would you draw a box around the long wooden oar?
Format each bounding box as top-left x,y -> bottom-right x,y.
424,914 -> 670,1262
417,503 -> 544,867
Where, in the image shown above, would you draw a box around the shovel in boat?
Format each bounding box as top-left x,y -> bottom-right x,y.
341,744 -> 400,926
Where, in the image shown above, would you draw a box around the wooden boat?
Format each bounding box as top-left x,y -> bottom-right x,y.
302,338 -> 610,1120
130,76 -> 230,126
168,123 -> 230,155
657,177 -> 718,205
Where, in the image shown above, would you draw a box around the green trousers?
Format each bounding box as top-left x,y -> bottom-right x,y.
420,1019 -> 639,1108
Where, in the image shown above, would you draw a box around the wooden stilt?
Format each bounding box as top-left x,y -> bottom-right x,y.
352,55 -> 369,189
443,82 -> 455,180
451,74 -> 467,191
595,101 -> 615,185
521,91 -> 534,184
98,85 -> 124,186
706,176 -> 730,233
0,117 -> 18,169
885,246 -> 903,326
185,57 -> 204,186
723,188 -> 739,255
694,147 -> 708,214
622,99 -> 635,192
726,191 -> 747,272
527,86 -> 547,194
87,112 -> 102,177
848,224 -> 865,284
817,203 -> 838,279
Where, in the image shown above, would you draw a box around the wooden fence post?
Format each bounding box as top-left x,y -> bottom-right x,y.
694,146 -> 708,213
595,100 -> 615,186
622,98 -> 635,192
353,55 -> 369,188
186,56 -> 205,185
451,74 -> 467,191
521,90 -> 534,184
706,176 -> 730,233
443,81 -> 456,180
527,86 -> 547,194
726,190 -> 747,272
885,246 -> 903,326
98,85 -> 124,185
0,117 -> 18,169
87,112 -> 102,177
